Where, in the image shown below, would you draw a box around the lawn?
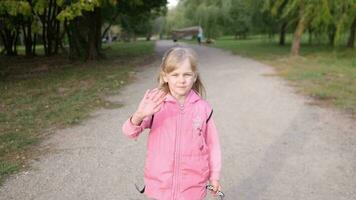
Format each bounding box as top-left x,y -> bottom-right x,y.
0,41 -> 155,183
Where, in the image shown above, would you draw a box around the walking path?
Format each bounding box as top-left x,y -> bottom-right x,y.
1,40 -> 355,200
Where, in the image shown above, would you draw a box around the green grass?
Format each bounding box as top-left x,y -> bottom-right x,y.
0,161 -> 19,178
0,41 -> 155,183
209,35 -> 356,115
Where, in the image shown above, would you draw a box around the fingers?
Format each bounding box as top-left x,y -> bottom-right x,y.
214,185 -> 222,196
150,89 -> 163,101
142,88 -> 166,114
209,182 -> 221,197
153,96 -> 165,113
155,90 -> 166,103
149,88 -> 166,103
143,89 -> 150,99
146,88 -> 158,99
211,185 -> 218,196
145,88 -> 161,100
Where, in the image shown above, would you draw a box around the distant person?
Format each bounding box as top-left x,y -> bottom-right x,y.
122,47 -> 223,199
197,26 -> 203,45
197,34 -> 202,45
173,35 -> 178,43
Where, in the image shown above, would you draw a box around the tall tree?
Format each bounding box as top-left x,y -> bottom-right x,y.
228,0 -> 251,39
343,1 -> 356,48
57,0 -> 105,60
115,0 -> 167,41
0,0 -> 31,56
181,0 -> 225,39
347,17 -> 356,48
35,0 -> 63,56
269,0 -> 332,56
21,0 -> 39,56
58,0 -> 167,60
264,0 -> 291,45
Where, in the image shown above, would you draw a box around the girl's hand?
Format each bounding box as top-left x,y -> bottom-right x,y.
131,88 -> 166,125
209,180 -> 222,197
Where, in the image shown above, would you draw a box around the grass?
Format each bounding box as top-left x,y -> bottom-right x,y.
209,35 -> 356,115
0,40 -> 155,183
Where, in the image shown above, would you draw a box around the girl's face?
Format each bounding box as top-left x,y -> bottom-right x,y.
163,58 -> 197,101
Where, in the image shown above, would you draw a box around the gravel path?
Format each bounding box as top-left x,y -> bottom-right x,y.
1,40 -> 355,200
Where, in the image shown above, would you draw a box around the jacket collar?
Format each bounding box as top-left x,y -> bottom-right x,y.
164,89 -> 201,104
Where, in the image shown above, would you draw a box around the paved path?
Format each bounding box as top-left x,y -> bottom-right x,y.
1,40 -> 356,200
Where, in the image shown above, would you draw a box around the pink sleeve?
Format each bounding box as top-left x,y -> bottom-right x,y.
122,115 -> 152,139
206,117 -> 221,181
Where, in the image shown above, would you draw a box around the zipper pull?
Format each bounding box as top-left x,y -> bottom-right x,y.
179,104 -> 184,110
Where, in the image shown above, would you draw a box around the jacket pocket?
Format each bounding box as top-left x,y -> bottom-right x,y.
179,154 -> 210,195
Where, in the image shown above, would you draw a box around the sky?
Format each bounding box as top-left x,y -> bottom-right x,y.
167,0 -> 179,9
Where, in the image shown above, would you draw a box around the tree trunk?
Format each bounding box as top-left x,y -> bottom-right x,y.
328,25 -> 336,47
33,34 -> 37,55
54,19 -> 60,54
57,19 -> 67,54
146,32 -> 151,41
308,28 -> 312,45
0,28 -> 18,56
66,7 -> 102,61
13,30 -> 19,55
101,10 -> 119,40
47,0 -> 53,56
39,0 -> 62,56
291,6 -> 305,56
279,22 -> 287,46
347,17 -> 356,48
86,7 -> 102,61
22,21 -> 35,57
66,20 -> 84,59
41,8 -> 48,55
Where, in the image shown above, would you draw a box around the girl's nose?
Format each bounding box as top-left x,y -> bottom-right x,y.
178,75 -> 186,83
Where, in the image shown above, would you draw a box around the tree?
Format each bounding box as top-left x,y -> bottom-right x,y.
0,0 -> 31,56
116,0 -> 167,41
35,0 -> 64,56
163,3 -> 190,36
57,0 -> 106,60
180,0 -> 225,39
268,0 -> 333,56
347,17 -> 356,48
228,0 -> 251,39
341,1 -> 356,48
264,0 -> 291,45
58,0 -> 167,60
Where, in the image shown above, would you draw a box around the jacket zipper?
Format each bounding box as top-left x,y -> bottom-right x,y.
172,103 -> 184,199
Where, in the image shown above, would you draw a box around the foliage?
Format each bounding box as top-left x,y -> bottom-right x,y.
164,0 -> 355,52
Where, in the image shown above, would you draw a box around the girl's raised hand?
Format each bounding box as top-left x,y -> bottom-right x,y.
131,88 -> 166,125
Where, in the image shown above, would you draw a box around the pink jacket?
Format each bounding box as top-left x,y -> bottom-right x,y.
122,90 -> 221,200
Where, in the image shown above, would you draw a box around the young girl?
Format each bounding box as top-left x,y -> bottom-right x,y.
122,47 -> 222,200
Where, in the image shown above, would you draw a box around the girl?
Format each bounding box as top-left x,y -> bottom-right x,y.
122,47 -> 222,200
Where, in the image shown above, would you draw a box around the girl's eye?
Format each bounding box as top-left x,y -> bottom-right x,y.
171,74 -> 178,77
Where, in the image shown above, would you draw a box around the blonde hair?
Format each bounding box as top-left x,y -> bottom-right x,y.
157,47 -> 206,98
